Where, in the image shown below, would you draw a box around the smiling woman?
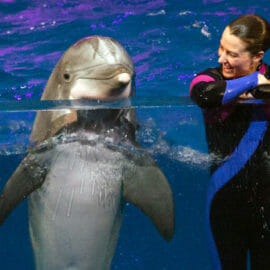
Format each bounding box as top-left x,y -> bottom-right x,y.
218,27 -> 263,79
189,14 -> 270,270
190,14 -> 270,108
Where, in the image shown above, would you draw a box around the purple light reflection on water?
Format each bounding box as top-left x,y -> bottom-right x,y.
3,50 -> 61,74
178,74 -> 194,80
202,6 -> 263,17
28,79 -> 46,86
111,12 -> 134,25
98,23 -> 106,28
1,79 -> 46,100
0,44 -> 35,57
112,18 -> 123,25
136,62 -> 150,76
14,94 -> 21,100
56,2 -> 64,7
147,75 -> 155,81
203,0 -> 224,3
133,51 -> 152,64
27,84 -> 33,90
1,0 -> 166,36
25,92 -> 33,98
0,142 -> 11,146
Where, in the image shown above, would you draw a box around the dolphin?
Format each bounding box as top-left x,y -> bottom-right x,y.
0,36 -> 174,270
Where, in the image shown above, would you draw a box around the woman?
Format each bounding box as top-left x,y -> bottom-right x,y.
190,14 -> 270,269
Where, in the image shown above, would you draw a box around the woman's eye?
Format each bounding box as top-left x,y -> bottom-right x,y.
218,47 -> 223,54
63,73 -> 71,81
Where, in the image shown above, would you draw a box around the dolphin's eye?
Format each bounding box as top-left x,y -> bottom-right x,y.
63,73 -> 71,81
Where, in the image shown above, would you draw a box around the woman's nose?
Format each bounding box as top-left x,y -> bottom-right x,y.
218,51 -> 227,63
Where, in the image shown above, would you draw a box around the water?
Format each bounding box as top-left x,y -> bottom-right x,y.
0,0 -> 269,269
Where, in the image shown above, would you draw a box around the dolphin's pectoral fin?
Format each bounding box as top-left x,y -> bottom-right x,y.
0,152 -> 49,225
123,155 -> 174,241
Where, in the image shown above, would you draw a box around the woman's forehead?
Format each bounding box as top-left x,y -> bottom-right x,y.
220,27 -> 248,54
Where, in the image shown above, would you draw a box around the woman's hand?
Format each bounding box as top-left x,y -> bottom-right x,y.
258,73 -> 270,85
239,93 -> 254,99
250,74 -> 270,99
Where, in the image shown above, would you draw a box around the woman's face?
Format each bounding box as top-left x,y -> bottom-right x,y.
218,27 -> 261,79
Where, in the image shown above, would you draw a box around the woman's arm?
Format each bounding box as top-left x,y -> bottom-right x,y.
251,85 -> 270,99
190,79 -> 226,108
190,71 -> 270,108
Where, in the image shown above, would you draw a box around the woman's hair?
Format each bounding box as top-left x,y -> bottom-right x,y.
228,14 -> 270,55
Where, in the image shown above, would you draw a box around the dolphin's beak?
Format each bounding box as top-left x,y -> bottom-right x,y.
117,73 -> 131,84
69,71 -> 133,101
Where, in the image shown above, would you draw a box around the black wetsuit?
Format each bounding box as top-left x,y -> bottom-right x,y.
190,64 -> 270,270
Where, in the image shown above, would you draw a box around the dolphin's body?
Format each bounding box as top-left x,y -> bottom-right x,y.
0,36 -> 174,270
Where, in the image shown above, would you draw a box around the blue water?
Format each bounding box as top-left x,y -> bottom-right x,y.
0,0 -> 270,269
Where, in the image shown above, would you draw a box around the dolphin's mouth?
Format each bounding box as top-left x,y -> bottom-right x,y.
69,72 -> 133,101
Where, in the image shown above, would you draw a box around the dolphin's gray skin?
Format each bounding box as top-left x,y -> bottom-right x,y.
0,36 -> 174,270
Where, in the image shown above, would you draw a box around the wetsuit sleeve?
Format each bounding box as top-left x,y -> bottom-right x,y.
190,76 -> 226,108
251,84 -> 270,99
250,63 -> 270,99
190,70 -> 259,108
